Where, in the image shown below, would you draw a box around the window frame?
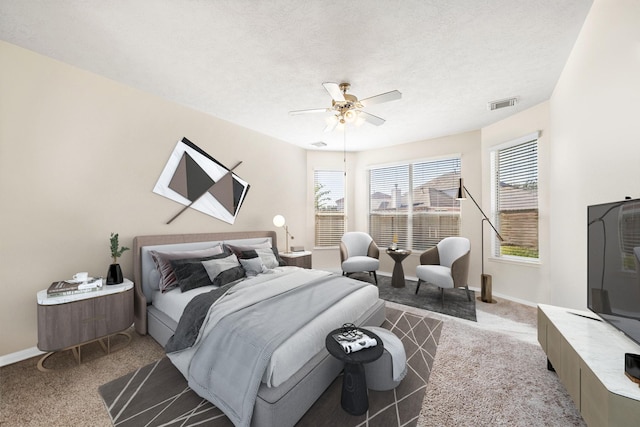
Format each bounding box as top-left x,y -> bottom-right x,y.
490,132 -> 540,263
313,169 -> 345,248
367,155 -> 462,252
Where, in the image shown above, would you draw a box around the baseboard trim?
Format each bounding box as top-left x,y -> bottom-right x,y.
467,286 -> 537,307
0,346 -> 44,367
328,270 -> 537,307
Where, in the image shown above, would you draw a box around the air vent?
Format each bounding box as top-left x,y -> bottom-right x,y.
488,97 -> 518,111
310,141 -> 327,147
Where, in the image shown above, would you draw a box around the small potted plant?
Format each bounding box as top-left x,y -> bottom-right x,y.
106,232 -> 129,285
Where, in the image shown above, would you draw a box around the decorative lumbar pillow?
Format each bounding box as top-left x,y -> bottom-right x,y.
226,242 -> 285,267
225,241 -> 272,257
211,265 -> 246,287
150,244 -> 224,292
240,257 -> 268,277
202,253 -> 243,284
170,255 -> 221,292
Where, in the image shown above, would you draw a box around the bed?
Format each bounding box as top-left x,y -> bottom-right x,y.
132,231 -> 386,427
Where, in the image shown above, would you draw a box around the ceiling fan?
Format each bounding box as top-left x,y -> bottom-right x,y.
289,82 -> 402,132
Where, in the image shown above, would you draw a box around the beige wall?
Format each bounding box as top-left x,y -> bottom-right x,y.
0,42 -> 308,357
3,0 -> 639,358
549,0 -> 640,309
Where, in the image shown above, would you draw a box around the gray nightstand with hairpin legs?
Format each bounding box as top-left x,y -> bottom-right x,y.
36,279 -> 134,371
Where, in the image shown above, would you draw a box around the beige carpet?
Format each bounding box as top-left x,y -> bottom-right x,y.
408,298 -> 586,426
0,297 -> 584,426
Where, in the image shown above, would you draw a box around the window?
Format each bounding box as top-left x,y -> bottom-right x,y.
369,157 -> 461,251
492,135 -> 539,260
314,170 -> 345,247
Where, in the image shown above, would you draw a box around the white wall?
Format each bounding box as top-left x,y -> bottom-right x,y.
549,0 -> 640,309
0,42 -> 308,356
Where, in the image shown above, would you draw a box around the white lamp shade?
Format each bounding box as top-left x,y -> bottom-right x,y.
343,109 -> 357,123
273,214 -> 286,228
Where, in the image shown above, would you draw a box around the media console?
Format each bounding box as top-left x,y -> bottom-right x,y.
537,304 -> 640,426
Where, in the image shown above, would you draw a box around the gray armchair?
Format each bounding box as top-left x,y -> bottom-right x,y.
340,232 -> 380,285
415,237 -> 471,304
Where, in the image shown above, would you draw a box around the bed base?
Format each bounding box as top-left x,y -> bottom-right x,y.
133,231 -> 386,427
146,298 -> 386,427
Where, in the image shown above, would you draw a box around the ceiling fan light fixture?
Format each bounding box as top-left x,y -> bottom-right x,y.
343,109 -> 357,123
289,82 -> 402,132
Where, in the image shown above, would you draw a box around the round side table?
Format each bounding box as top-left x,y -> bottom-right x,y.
386,249 -> 412,288
325,327 -> 384,415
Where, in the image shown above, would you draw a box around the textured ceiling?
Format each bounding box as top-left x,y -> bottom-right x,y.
0,0 -> 593,151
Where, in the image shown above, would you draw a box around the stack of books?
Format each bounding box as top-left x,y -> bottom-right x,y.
47,278 -> 103,297
332,329 -> 377,354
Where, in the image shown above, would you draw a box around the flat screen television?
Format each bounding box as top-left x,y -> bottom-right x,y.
587,198 -> 640,345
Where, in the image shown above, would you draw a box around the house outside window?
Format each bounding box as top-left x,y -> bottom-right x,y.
314,170 -> 345,247
368,157 -> 461,251
491,134 -> 539,260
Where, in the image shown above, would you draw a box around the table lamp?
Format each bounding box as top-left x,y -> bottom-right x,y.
273,214 -> 294,254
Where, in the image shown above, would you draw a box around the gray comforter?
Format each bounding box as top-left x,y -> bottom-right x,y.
166,268 -> 368,427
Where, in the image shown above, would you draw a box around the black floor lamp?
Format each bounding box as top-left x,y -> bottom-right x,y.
456,178 -> 504,303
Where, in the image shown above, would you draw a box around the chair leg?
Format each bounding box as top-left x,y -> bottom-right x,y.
415,279 -> 422,295
465,285 -> 471,301
441,287 -> 445,307
372,271 -> 378,285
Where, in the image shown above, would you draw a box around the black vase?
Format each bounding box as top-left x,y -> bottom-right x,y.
106,263 -> 123,285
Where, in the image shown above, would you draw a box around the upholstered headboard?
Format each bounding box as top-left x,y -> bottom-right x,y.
132,230 -> 278,335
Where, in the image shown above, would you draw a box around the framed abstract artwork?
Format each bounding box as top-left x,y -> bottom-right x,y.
153,137 -> 249,224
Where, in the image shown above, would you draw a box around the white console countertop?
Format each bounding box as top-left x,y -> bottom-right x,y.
539,304 -> 640,401
37,279 -> 133,305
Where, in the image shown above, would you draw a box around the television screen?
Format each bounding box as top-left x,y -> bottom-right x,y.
588,198 -> 640,345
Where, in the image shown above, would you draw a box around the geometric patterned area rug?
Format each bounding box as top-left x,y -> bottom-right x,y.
98,307 -> 443,427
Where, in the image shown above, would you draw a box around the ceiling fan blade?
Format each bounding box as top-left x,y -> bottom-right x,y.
323,115 -> 339,132
360,111 -> 386,126
360,90 -> 402,107
289,108 -> 330,115
322,82 -> 345,102
323,120 -> 339,133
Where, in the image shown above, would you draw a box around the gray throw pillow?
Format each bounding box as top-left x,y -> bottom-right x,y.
240,257 -> 267,277
255,248 -> 279,269
150,244 -> 224,292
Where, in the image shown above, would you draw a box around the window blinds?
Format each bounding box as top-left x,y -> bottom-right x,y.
314,170 -> 345,247
493,138 -> 539,259
369,164 -> 409,249
369,157 -> 460,251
